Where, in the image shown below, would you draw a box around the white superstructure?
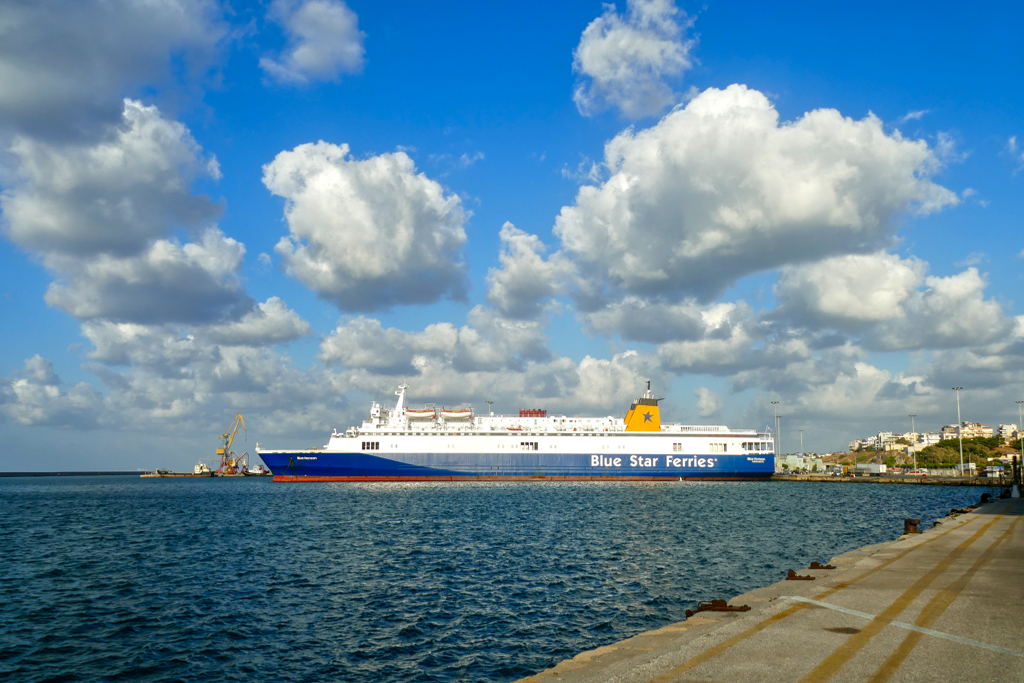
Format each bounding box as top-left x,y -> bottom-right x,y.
318,383 -> 774,458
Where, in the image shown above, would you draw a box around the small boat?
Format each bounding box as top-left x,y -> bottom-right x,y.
405,407 -> 436,419
244,464 -> 272,476
440,407 -> 473,419
194,462 -> 212,475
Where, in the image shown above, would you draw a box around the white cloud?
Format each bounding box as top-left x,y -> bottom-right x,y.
656,302 -> 773,374
320,316 -> 459,375
775,253 -> 1010,351
573,0 -> 695,118
459,151 -> 484,168
316,308 -> 666,414
897,109 -> 929,124
82,322 -> 208,372
0,356 -> 103,428
62,319 -> 351,432
260,0 -> 366,86
583,297 -> 711,343
1008,136 -> 1024,173
486,222 -> 576,319
555,85 -> 959,302
693,386 -> 722,417
43,228 -> 252,324
1,99 -> 222,257
345,347 -> 663,417
955,251 -> 986,267
0,0 -> 226,139
264,141 -> 469,311
869,268 -> 1011,351
319,306 -> 549,375
775,252 -> 926,330
205,297 -> 312,346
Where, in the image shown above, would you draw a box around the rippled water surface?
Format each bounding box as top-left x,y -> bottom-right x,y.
0,477 -> 987,682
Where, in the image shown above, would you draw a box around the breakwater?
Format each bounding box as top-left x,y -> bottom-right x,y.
773,473 -> 1005,486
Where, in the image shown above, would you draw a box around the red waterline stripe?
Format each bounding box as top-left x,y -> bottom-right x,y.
272,475 -> 768,482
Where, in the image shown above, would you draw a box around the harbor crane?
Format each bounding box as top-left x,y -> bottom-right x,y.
215,413 -> 248,474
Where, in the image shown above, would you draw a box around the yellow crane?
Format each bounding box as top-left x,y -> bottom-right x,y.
215,414 -> 248,474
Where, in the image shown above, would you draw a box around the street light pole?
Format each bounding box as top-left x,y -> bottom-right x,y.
909,414 -> 916,471
486,400 -> 494,416
1016,401 -> 1023,494
771,401 -> 779,460
799,429 -> 804,454
953,387 -> 964,476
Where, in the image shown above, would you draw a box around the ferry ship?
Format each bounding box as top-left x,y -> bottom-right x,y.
256,383 -> 774,481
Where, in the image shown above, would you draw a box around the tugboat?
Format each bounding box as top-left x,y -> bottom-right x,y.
244,464 -> 272,476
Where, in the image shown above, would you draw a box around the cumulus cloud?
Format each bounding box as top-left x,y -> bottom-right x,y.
0,0 -> 226,139
264,141 -> 469,311
775,253 -> 1010,351
315,307 -> 667,414
573,0 -> 695,118
583,297 -> 709,343
343,346 -> 663,417
260,0 -> 366,85
486,222 -> 576,319
0,356 -> 103,428
657,302 -> 788,375
42,228 -> 251,324
555,85 -> 959,302
319,306 -> 549,375
775,252 -> 926,331
205,297 -> 313,346
693,387 -> 722,418
65,316 -> 346,431
869,268 -> 1011,351
1,99 -> 222,257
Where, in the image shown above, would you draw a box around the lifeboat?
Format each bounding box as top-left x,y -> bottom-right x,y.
441,407 -> 473,419
406,407 -> 436,419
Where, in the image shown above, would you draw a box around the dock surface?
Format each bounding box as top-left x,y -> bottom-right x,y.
518,497 -> 1023,683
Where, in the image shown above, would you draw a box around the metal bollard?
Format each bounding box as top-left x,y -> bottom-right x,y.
904,518 -> 921,534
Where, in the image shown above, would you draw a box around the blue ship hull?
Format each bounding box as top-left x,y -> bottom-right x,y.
258,451 -> 774,481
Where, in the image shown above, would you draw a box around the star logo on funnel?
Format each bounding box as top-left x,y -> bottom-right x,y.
643,411 -> 653,422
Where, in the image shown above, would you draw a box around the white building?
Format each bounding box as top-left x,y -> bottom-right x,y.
941,422 -> 993,440
999,424 -> 1020,443
776,454 -> 825,472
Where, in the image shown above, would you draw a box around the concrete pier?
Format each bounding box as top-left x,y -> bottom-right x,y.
517,498 -> 1023,683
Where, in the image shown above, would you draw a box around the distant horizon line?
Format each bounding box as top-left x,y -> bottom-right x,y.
0,471 -> 139,477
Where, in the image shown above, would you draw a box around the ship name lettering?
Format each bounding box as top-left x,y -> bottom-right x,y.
668,457 -> 717,468
591,455 -> 623,467
629,455 -> 659,468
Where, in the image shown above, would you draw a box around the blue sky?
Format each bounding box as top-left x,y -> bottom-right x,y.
1,0 -> 1022,470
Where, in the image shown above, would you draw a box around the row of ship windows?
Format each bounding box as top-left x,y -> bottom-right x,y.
362,442 -> 379,450
742,442 -> 771,451
673,443 -> 728,452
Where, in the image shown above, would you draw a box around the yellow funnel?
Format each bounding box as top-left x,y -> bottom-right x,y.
624,399 -> 661,432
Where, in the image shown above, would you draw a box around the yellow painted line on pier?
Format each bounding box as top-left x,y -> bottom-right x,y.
648,513 -> 980,683
866,514 -> 1023,683
797,512 -> 1004,683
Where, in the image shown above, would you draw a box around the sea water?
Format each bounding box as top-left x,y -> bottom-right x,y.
0,477 -> 986,682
